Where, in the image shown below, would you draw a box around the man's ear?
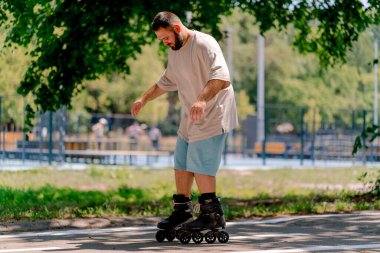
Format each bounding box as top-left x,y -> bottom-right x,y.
172,24 -> 181,33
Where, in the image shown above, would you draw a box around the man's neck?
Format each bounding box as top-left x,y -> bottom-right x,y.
182,29 -> 193,46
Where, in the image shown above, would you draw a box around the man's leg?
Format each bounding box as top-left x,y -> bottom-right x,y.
156,171 -> 193,231
181,174 -> 226,231
156,137 -> 194,232
180,133 -> 228,232
175,169 -> 194,198
194,173 -> 215,194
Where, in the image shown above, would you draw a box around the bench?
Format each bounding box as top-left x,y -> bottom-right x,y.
1,132 -> 34,149
254,142 -> 287,157
65,141 -> 88,150
254,142 -> 313,159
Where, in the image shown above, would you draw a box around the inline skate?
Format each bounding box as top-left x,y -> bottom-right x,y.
155,194 -> 193,242
177,194 -> 229,244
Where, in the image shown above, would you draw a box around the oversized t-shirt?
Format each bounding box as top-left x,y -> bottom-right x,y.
157,30 -> 238,142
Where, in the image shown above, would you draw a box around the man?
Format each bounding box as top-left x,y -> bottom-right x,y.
131,11 -> 238,233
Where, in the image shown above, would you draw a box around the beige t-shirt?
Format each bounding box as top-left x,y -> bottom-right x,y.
157,30 -> 238,142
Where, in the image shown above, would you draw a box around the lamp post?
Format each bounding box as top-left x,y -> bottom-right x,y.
257,34 -> 265,164
257,34 -> 265,143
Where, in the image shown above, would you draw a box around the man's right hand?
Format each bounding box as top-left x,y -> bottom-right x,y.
130,83 -> 167,117
131,98 -> 146,117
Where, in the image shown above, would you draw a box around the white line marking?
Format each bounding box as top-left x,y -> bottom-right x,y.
0,212 -> 378,239
233,243 -> 380,253
0,247 -> 61,252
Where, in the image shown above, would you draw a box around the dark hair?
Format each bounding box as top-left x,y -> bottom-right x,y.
151,11 -> 181,31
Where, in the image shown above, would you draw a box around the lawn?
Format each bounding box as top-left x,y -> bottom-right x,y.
0,165 -> 379,222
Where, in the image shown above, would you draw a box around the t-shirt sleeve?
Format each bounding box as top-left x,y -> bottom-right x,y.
199,37 -> 230,82
156,68 -> 178,91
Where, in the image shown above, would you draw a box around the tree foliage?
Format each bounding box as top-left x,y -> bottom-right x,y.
0,46 -> 31,128
0,0 -> 379,129
222,9 -> 376,124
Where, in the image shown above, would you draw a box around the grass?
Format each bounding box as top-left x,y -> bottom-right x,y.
0,166 -> 379,222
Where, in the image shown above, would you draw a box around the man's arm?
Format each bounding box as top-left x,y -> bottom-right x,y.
190,79 -> 230,122
131,83 -> 167,117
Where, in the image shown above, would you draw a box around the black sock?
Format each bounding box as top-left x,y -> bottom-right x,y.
200,192 -> 216,201
173,194 -> 191,203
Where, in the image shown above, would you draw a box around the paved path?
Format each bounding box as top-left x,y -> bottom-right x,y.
0,212 -> 379,252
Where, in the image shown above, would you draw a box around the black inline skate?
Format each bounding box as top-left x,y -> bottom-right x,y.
155,194 -> 193,242
177,194 -> 229,244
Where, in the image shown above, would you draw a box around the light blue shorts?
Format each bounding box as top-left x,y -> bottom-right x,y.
174,133 -> 228,176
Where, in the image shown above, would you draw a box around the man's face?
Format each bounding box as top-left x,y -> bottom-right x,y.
155,27 -> 183,50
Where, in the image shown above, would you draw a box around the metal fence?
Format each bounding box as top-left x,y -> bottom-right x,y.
0,95 -> 378,167
244,105 -> 378,166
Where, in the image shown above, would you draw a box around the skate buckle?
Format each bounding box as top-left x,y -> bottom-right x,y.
193,203 -> 201,213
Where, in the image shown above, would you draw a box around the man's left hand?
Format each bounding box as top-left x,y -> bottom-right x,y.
190,101 -> 206,122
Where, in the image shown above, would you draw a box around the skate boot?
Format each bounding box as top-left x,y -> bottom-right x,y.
178,193 -> 229,244
155,194 -> 193,242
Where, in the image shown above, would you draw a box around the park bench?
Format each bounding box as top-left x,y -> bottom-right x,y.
254,142 -> 287,157
254,141 -> 314,159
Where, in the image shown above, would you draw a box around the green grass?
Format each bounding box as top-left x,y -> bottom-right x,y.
0,166 -> 379,222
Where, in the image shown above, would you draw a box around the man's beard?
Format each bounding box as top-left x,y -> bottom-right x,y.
171,30 -> 184,50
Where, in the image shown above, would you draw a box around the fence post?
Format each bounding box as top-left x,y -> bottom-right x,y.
362,110 -> 367,165
58,108 -> 66,163
38,114 -> 42,164
300,107 -> 305,166
311,107 -> 316,165
48,111 -> 53,165
22,99 -> 25,163
262,106 -> 267,166
77,115 -> 81,137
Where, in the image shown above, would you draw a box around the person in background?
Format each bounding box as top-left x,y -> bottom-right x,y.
149,125 -> 162,151
126,121 -> 144,150
92,118 -> 107,150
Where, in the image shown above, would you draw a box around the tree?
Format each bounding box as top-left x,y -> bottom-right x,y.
73,44 -> 166,115
0,46 -> 31,128
0,0 -> 379,130
221,9 -> 376,127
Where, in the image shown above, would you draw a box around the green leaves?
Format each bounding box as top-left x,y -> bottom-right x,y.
352,125 -> 380,155
24,104 -> 35,132
0,0 -> 379,130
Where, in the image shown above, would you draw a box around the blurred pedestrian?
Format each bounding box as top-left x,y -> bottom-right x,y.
149,125 -> 162,151
92,118 -> 107,150
126,121 -> 144,150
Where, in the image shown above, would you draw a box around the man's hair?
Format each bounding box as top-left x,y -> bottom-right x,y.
151,11 -> 181,31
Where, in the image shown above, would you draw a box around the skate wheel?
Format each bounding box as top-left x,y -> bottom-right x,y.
155,230 -> 166,242
179,231 -> 191,244
176,230 -> 183,240
217,231 -> 229,243
192,231 -> 203,244
165,230 -> 176,242
205,231 -> 216,243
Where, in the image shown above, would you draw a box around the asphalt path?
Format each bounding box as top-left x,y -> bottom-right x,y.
0,212 -> 379,253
